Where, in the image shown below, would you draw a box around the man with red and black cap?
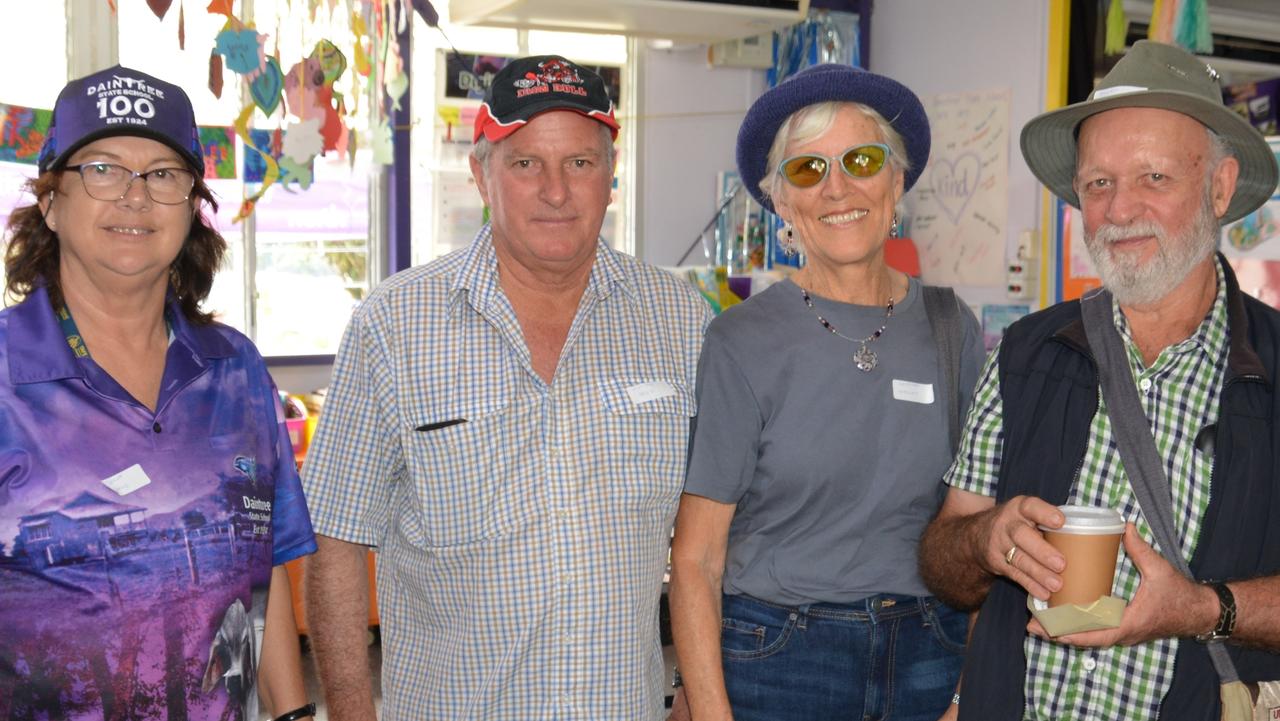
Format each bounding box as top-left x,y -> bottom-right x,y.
301,55 -> 710,721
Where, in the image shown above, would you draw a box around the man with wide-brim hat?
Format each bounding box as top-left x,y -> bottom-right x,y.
919,39 -> 1280,721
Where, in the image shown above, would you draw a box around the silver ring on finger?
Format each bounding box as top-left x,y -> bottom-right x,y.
1005,544 -> 1018,565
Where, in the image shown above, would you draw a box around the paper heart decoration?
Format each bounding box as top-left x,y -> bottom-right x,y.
928,153 -> 982,225
250,58 -> 284,116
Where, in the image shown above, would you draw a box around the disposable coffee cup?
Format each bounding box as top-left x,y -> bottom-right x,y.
1038,506 -> 1125,608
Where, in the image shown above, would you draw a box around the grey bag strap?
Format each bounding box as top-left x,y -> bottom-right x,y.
924,285 -> 964,455
1079,288 -> 1240,683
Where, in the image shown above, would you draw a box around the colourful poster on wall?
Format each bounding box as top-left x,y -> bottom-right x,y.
911,87 -> 1011,287
1057,199 -> 1101,301
0,104 -> 52,165
199,126 -> 237,179
1222,136 -> 1280,259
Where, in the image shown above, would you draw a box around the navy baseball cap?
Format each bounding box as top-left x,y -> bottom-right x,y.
38,65 -> 203,174
473,55 -> 620,143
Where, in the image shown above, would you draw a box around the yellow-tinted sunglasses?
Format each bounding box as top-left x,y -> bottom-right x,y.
777,143 -> 892,188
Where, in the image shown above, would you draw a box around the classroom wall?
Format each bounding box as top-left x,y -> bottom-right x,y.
871,0 -> 1051,309
633,44 -> 766,267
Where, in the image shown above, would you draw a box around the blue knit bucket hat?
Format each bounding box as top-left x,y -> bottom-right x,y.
736,63 -> 931,214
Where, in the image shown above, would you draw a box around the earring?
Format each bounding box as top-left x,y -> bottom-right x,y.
890,213 -> 900,239
778,221 -> 798,257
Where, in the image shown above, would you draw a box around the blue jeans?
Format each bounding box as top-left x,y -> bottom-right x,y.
720,593 -> 966,721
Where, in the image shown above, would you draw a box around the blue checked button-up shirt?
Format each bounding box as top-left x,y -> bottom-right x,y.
302,226 -> 711,721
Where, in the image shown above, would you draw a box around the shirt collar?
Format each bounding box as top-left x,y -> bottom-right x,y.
1113,255 -> 1229,366
446,224 -> 640,319
7,285 -> 236,386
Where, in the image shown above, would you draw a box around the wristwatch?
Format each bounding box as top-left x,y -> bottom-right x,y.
1194,581 -> 1237,643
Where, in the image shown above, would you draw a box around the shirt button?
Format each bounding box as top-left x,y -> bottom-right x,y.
152,422 -> 162,433
1083,656 -> 1098,672
561,572 -> 577,584
1139,378 -> 1152,392
556,507 -> 575,519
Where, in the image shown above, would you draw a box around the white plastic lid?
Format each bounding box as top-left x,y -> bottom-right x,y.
1039,505 -> 1126,535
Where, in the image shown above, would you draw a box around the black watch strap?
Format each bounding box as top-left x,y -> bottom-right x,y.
1195,581 -> 1237,643
273,703 -> 316,721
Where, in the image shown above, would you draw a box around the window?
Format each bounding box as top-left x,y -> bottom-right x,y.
24,524 -> 52,542
0,0 -> 66,293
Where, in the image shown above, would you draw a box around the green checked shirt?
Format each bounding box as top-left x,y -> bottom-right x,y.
945,259 -> 1229,720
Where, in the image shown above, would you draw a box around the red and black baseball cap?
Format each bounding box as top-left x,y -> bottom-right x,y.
473,55 -> 620,143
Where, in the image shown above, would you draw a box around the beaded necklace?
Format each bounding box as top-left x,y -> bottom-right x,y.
800,287 -> 894,372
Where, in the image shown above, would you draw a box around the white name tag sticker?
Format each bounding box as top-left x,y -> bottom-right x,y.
625,381 -> 677,405
892,379 -> 935,405
101,464 -> 152,496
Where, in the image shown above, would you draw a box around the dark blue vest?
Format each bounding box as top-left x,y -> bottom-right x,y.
959,257 -> 1280,721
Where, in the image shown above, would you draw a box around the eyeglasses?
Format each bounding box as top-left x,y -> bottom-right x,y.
64,162 -> 196,205
777,143 -> 893,188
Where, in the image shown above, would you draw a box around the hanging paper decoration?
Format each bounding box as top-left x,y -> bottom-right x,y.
1148,0 -> 1212,54
244,128 -> 281,183
120,0 -> 399,221
1174,0 -> 1213,54
283,118 -> 324,164
250,57 -> 285,116
1148,0 -> 1176,44
147,0 -> 174,19
233,102 -> 280,221
314,39 -> 347,86
215,27 -> 268,77
369,118 -> 392,165
285,56 -> 327,120
352,10 -> 372,76
1104,0 -> 1128,56
209,50 -> 224,98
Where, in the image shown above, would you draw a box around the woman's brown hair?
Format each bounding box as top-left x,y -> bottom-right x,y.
3,170 -> 227,325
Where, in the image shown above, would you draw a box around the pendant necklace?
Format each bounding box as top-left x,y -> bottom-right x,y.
800,286 -> 894,372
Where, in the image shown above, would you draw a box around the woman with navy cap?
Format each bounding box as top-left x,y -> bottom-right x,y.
669,64 -> 984,721
0,67 -> 315,721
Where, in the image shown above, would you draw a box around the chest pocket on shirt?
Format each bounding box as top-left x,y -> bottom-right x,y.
405,403 -> 539,548
597,378 -> 696,512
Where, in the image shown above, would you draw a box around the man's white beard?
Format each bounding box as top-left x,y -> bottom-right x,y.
1083,194 -> 1220,307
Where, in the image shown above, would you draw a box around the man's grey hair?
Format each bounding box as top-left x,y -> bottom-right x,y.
1205,126 -> 1233,178
473,121 -> 617,169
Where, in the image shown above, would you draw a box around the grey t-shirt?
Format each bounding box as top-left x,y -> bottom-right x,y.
684,276 -> 983,605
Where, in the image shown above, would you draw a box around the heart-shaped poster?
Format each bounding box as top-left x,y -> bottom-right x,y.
250,58 -> 284,116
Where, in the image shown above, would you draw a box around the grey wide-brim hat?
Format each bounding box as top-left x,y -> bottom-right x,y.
1021,40 -> 1278,224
